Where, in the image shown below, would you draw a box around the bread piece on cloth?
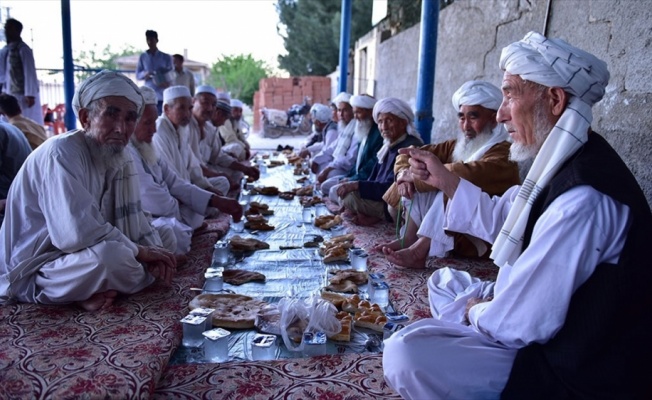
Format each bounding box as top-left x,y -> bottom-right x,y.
320,290 -> 348,309
244,221 -> 275,231
329,269 -> 368,285
353,310 -> 388,332
189,293 -> 268,329
222,269 -> 266,285
328,311 -> 353,342
323,245 -> 348,263
229,235 -> 270,252
251,186 -> 280,196
325,279 -> 358,294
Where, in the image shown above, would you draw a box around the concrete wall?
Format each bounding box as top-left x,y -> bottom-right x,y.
371,0 -> 652,206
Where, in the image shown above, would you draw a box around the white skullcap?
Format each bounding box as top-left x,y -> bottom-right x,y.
499,31 -> 609,106
72,70 -> 143,118
372,97 -> 417,135
195,85 -> 217,98
163,85 -> 191,104
310,103 -> 331,123
139,86 -> 158,106
350,94 -> 377,110
230,99 -> 244,109
332,92 -> 352,105
451,80 -> 503,111
216,91 -> 231,102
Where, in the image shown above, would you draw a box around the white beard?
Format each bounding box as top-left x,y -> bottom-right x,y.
452,125 -> 494,162
84,133 -> 128,171
130,136 -> 158,166
338,120 -> 350,132
509,102 -> 554,162
354,118 -> 373,142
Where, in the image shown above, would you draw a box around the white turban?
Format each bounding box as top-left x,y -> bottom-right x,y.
216,91 -> 231,102
350,94 -> 377,110
163,85 -> 191,104
491,31 -> 611,268
310,103 -> 331,123
372,97 -> 422,163
230,99 -> 244,109
139,86 -> 157,106
195,85 -> 217,98
72,70 -> 144,118
332,92 -> 352,105
451,80 -> 502,111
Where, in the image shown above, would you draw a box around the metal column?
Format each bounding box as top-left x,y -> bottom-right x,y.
338,0 -> 352,93
61,0 -> 75,130
414,0 -> 439,144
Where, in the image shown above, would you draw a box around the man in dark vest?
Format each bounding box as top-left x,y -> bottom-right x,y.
382,31 -> 652,399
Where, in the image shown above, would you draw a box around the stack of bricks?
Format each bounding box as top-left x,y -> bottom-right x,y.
252,76 -> 332,133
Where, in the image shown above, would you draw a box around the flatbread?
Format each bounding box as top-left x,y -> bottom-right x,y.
325,279 -> 358,294
229,235 -> 270,252
329,269 -> 368,285
328,311 -> 353,342
189,293 -> 268,329
222,269 -> 266,285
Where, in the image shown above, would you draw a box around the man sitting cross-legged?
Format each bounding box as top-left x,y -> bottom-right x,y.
374,81 -> 520,268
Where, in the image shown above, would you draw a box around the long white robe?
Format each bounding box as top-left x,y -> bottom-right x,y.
383,179 -> 631,399
219,118 -> 249,161
0,41 -> 43,124
198,122 -> 243,184
152,115 -> 229,194
0,131 -> 157,305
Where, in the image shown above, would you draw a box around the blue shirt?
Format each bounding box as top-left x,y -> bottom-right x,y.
136,49 -> 173,101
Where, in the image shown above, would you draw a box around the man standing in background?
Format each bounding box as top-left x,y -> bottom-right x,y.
172,54 -> 195,96
136,30 -> 173,114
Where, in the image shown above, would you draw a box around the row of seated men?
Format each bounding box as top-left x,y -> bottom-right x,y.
300,82 -> 519,270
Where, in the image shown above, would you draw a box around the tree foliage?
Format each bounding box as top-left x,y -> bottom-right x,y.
208,54 -> 272,106
74,44 -> 138,80
276,0 -> 373,76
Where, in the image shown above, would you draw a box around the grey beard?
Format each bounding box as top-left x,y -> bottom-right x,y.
509,102 -> 554,162
84,134 -> 128,171
354,118 -> 373,141
452,125 -> 494,162
130,136 -> 158,166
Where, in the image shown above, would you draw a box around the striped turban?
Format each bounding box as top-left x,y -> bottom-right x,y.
72,70 -> 144,118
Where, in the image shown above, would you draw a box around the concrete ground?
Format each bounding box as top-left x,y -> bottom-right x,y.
247,129 -> 309,151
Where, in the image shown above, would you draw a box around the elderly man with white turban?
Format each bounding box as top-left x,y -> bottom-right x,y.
311,92 -> 358,176
383,32 -> 652,399
153,85 -> 230,197
128,86 -> 243,256
299,103 -> 338,158
374,81 -> 519,268
219,98 -> 251,161
324,94 -> 383,202
0,70 -> 177,312
336,97 -> 423,226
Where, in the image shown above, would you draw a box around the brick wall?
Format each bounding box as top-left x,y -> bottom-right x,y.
252,76 -> 332,133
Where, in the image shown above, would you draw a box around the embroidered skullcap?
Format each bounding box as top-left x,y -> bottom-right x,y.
350,94 -> 377,110
163,85 -> 191,104
332,92 -> 352,105
215,100 -> 232,114
195,85 -> 217,98
372,97 -> 417,136
451,80 -> 503,111
310,103 -> 331,123
500,31 -> 609,106
72,70 -> 143,118
139,86 -> 158,106
216,91 -> 231,102
230,99 -> 244,109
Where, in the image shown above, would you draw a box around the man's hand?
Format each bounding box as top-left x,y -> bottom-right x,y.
396,169 -> 414,184
244,164 -> 260,181
299,149 -> 310,158
464,296 -> 493,325
402,148 -> 460,198
336,181 -> 359,198
210,195 -> 243,222
317,167 -> 332,184
397,181 -> 416,200
310,161 -> 319,174
136,245 -> 177,285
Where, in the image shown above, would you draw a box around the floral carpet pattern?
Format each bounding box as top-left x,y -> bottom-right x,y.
0,209 -> 497,399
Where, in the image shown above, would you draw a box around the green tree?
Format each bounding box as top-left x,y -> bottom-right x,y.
74,44 -> 138,80
208,54 -> 272,106
276,0 -> 373,76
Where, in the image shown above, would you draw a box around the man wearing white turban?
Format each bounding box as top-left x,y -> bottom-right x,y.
311,92 -> 358,177
0,70 -> 177,312
336,97 -> 423,226
374,81 -> 519,268
383,32 -> 652,399
153,85 -> 231,198
299,103 -> 338,158
128,86 -> 243,256
219,98 -> 251,161
324,94 -> 383,202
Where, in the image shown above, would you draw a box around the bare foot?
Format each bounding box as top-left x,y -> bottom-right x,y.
353,213 -> 381,226
195,221 -> 209,232
383,237 -> 430,268
341,210 -> 357,221
371,238 -> 403,253
77,290 -> 118,311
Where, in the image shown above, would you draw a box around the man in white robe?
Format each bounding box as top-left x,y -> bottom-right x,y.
375,81 -> 519,268
152,86 -> 230,197
298,103 -> 338,158
312,92 -> 357,177
383,32 -> 652,399
0,19 -> 42,125
129,87 -> 243,255
219,98 -> 251,161
0,70 -> 176,312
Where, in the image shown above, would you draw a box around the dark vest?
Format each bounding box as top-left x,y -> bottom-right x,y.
502,133 -> 652,399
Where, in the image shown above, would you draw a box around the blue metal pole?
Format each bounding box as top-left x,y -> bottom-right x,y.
414,0 -> 439,144
61,0 -> 76,130
338,0 -> 352,93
